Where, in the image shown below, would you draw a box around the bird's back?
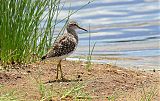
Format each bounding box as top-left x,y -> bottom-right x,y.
42,33 -> 78,60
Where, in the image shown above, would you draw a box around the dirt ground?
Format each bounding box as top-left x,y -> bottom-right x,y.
0,60 -> 159,101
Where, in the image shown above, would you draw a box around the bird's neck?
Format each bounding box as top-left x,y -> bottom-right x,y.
67,28 -> 78,41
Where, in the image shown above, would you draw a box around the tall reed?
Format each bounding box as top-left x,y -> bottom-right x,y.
86,24 -> 96,71
0,0 -> 62,64
0,0 -> 94,65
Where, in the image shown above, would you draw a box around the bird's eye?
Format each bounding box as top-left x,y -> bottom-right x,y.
71,24 -> 76,26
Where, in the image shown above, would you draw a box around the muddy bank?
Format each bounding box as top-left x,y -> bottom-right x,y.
0,60 -> 159,100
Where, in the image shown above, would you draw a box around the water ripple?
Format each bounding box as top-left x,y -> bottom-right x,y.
51,0 -> 160,69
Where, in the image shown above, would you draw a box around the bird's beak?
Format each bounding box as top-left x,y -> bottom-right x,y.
77,25 -> 88,32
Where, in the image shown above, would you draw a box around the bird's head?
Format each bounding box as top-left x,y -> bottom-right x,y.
67,21 -> 87,32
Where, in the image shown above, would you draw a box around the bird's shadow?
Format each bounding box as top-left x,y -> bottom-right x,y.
44,78 -> 82,84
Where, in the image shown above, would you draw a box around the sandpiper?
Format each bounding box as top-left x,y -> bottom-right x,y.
41,21 -> 87,81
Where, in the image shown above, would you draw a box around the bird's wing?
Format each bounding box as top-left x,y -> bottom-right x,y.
45,35 -> 77,58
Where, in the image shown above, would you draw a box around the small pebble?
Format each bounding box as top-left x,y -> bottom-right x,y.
77,75 -> 81,78
63,65 -> 66,67
153,69 -> 155,72
81,64 -> 86,66
26,70 -> 31,73
88,72 -> 91,75
17,76 -> 21,79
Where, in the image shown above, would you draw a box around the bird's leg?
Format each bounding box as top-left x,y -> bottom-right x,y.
59,60 -> 64,80
56,61 -> 60,80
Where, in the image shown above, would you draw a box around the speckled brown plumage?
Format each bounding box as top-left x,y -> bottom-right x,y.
44,33 -> 78,59
41,21 -> 87,81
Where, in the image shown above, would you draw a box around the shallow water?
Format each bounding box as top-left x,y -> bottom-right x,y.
55,0 -> 160,70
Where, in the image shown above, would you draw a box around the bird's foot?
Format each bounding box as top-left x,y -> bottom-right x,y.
44,77 -> 70,83
53,77 -> 70,82
60,77 -> 70,82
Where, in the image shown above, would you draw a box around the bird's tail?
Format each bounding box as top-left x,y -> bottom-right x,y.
41,55 -> 47,60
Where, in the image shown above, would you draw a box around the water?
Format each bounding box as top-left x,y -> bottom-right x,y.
55,0 -> 160,70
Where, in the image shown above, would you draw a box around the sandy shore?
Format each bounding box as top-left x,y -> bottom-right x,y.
0,60 -> 159,101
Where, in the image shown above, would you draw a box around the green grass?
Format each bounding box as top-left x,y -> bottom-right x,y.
139,86 -> 158,101
1,81 -> 158,101
107,91 -> 120,101
0,86 -> 22,101
0,0 -> 61,65
38,82 -> 54,101
32,74 -> 92,101
0,0 -> 94,66
61,83 -> 92,100
86,25 -> 96,71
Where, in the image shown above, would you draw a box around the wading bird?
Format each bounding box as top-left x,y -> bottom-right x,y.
41,21 -> 87,81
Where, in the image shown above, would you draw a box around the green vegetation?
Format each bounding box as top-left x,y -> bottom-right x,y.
37,81 -> 55,101
0,0 -> 158,101
86,25 -> 96,71
0,82 -> 158,101
0,0 -> 94,65
61,83 -> 92,100
0,0 -> 61,65
107,91 -> 120,101
0,86 -> 21,101
30,73 -> 92,101
139,86 -> 158,101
